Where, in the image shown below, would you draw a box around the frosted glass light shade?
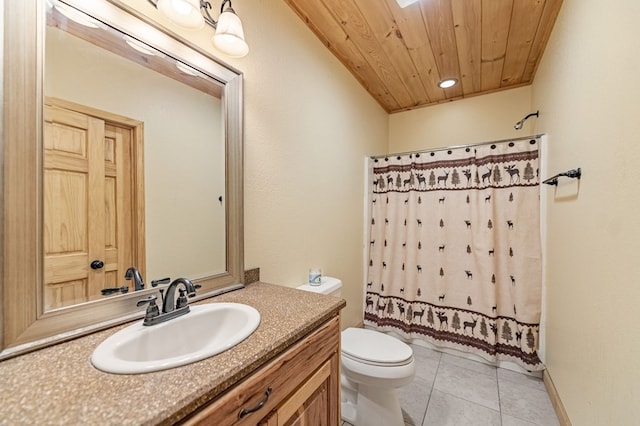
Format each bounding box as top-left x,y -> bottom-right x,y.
212,11 -> 249,57
157,0 -> 205,29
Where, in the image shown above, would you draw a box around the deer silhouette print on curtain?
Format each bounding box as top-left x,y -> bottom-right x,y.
365,138 -> 543,370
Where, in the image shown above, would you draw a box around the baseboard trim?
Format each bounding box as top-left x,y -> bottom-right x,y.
543,370 -> 571,426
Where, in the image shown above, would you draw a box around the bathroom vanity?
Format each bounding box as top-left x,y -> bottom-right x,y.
0,283 -> 345,425
1,2 -> 345,423
185,310 -> 340,425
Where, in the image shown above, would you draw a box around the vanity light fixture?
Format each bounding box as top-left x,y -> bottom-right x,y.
438,78 -> 458,89
148,0 -> 249,58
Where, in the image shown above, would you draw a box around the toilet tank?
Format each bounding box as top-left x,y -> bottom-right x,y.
297,277 -> 342,297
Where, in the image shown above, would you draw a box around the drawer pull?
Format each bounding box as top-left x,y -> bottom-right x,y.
238,387 -> 272,419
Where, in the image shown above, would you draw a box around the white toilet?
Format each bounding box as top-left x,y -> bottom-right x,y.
297,277 -> 415,426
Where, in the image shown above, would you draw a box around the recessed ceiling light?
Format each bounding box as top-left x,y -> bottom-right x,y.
438,78 -> 458,89
396,0 -> 420,8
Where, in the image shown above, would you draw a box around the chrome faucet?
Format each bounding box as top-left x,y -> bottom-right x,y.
136,278 -> 200,326
124,267 -> 145,291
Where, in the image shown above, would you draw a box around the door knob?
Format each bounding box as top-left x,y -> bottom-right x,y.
90,260 -> 105,270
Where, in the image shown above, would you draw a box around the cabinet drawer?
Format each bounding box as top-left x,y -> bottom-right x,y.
183,316 -> 340,426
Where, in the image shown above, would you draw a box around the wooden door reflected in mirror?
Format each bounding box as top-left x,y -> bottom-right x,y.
44,100 -> 144,310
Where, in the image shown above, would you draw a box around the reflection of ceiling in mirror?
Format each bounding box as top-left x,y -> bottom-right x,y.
47,7 -> 223,99
45,22 -> 227,286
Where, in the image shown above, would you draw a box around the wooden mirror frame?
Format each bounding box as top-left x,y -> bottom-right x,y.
1,0 -> 244,359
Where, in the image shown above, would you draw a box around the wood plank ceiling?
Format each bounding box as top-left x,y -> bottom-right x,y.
283,0 -> 563,113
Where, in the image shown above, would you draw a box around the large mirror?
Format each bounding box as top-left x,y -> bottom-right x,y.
2,0 -> 244,358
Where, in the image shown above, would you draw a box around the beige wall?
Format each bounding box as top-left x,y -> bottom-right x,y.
388,86 -> 533,153
120,0 -> 388,328
240,2 -> 388,330
532,0 -> 640,424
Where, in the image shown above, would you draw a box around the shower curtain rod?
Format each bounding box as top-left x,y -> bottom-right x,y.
369,133 -> 545,160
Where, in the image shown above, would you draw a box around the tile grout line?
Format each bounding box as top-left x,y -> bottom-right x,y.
496,369 -> 503,426
419,353 -> 442,426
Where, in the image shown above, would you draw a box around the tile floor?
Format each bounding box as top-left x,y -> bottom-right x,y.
341,344 -> 560,426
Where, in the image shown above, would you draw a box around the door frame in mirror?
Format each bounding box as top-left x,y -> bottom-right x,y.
1,0 -> 244,359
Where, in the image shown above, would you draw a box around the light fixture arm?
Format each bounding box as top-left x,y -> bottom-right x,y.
199,1 -> 217,28
147,0 -> 237,29
202,0 -> 238,28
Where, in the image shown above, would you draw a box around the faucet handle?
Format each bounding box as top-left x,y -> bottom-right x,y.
190,284 -> 202,298
176,289 -> 189,309
136,295 -> 160,323
136,294 -> 157,306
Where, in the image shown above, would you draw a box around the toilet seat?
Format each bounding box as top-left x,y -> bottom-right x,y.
341,328 -> 413,366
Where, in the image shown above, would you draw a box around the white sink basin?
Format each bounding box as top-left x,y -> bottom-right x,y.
91,303 -> 260,374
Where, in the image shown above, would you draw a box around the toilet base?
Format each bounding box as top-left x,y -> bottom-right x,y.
341,400 -> 357,425
341,384 -> 404,426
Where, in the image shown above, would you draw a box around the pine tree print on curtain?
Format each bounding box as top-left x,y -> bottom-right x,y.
365,139 -> 543,370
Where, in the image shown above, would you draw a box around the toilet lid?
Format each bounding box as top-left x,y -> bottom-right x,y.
341,328 -> 413,365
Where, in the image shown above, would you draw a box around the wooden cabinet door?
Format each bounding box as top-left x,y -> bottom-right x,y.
43,104 -> 138,310
182,316 -> 341,426
260,359 -> 333,426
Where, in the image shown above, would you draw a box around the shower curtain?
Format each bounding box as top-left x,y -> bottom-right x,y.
365,138 -> 543,371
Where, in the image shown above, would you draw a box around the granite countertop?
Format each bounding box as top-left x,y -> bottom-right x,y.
0,282 -> 345,425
